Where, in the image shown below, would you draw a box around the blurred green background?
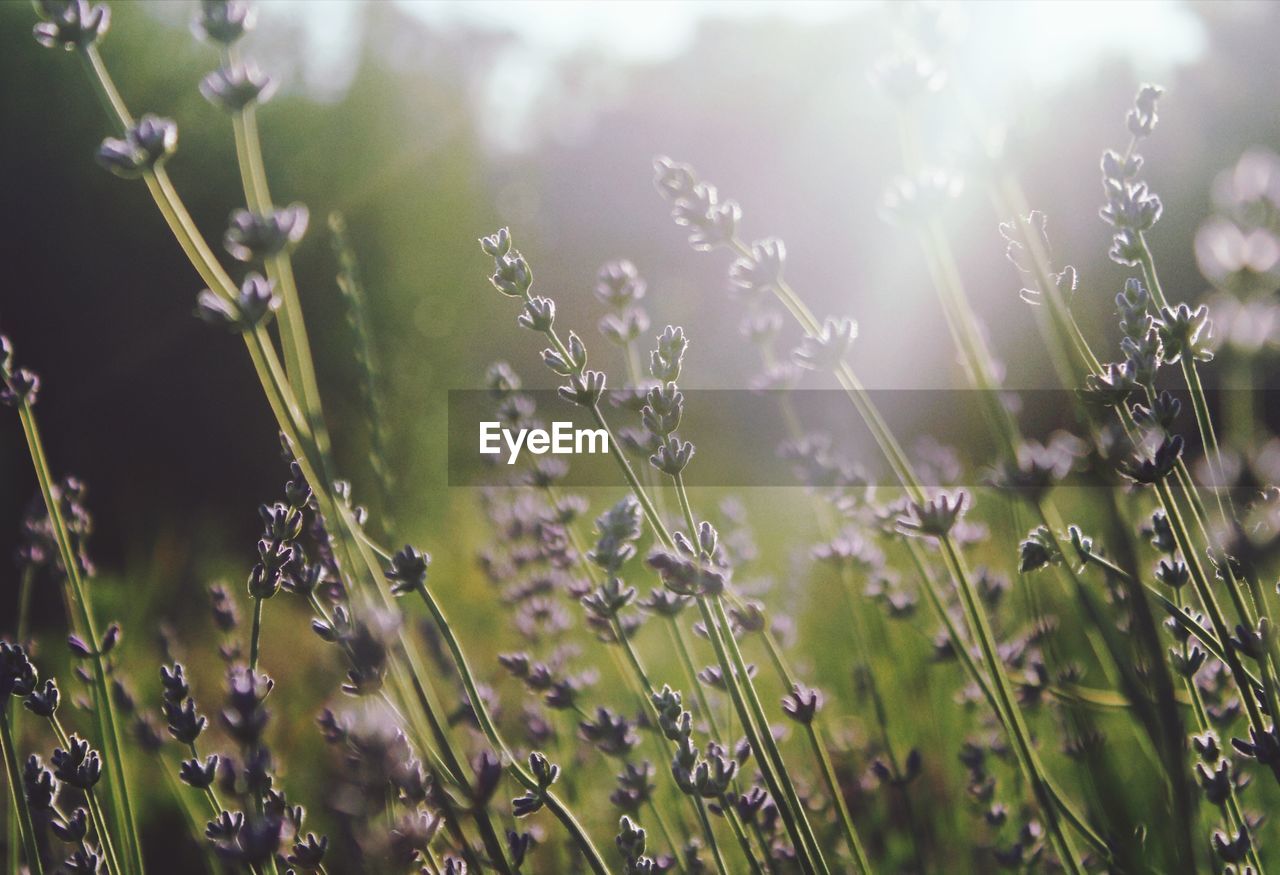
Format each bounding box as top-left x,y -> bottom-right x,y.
4,1 -> 1280,870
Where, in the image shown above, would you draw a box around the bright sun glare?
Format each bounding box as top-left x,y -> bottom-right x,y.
253,0 -> 1206,149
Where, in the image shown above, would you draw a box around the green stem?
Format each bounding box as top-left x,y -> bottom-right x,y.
995,171 -> 1279,766
727,234 -> 1099,866
1155,480 -> 1269,740
51,716 -> 124,875
16,405 -> 142,873
687,591 -> 820,873
647,799 -> 685,871
1174,593 -> 1263,875
0,710 -> 43,875
721,796 -> 764,875
607,616 -> 746,872
8,566 -> 35,875
412,589 -> 608,874
769,382 -> 927,870
693,798 -> 730,875
805,724 -> 871,875
669,620 -> 722,741
670,474 -> 829,874
521,306 -> 825,867
76,46 -> 521,875
937,538 -> 1087,874
249,596 -> 264,674
230,96 -> 334,465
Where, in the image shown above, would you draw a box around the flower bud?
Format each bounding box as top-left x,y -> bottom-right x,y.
96,115 -> 177,179
517,296 -> 555,332
192,0 -> 257,44
225,205 -> 309,262
33,0 -> 109,51
1,369 -> 40,407
200,62 -> 277,112
479,227 -> 512,258
50,806 -> 88,843
781,683 -> 822,724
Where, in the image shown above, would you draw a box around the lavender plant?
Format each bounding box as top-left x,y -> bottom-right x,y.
11,2 -> 1280,874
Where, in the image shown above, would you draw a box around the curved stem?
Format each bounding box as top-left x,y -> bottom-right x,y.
230,93 -> 334,465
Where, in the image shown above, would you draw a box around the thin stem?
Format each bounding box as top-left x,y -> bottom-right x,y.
694,594 -> 824,875
51,716 -> 125,875
614,311 -> 672,523
647,799 -> 685,871
767,377 -> 927,870
994,169 -> 1278,761
693,798 -> 730,875
523,308 -> 823,867
937,538 -> 1087,874
229,95 -> 334,465
0,710 -> 44,875
726,233 -> 1099,866
158,762 -> 217,875
249,597 -> 264,674
8,566 -> 35,875
720,797 -> 764,875
669,621 -> 722,741
1156,479 -> 1269,740
412,588 -> 609,874
805,724 -> 871,875
607,616 -> 749,872
75,38 -> 544,875
906,159 -> 1182,847
671,473 -> 829,874
75,47 -> 526,875
1174,596 -> 1263,875
16,404 -> 143,873
549,483 -> 721,741
751,819 -> 780,875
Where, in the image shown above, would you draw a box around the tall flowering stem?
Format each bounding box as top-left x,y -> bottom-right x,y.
48,713 -> 125,875
47,11 -> 611,870
5,389 -> 142,873
1000,85 -> 1280,868
880,68 -> 1199,868
479,229 -> 834,874
769,366 -> 929,869
213,38 -> 337,474
0,707 -> 43,875
669,475 -> 837,874
652,158 -> 1100,873
409,582 -> 610,874
553,487 -> 748,869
